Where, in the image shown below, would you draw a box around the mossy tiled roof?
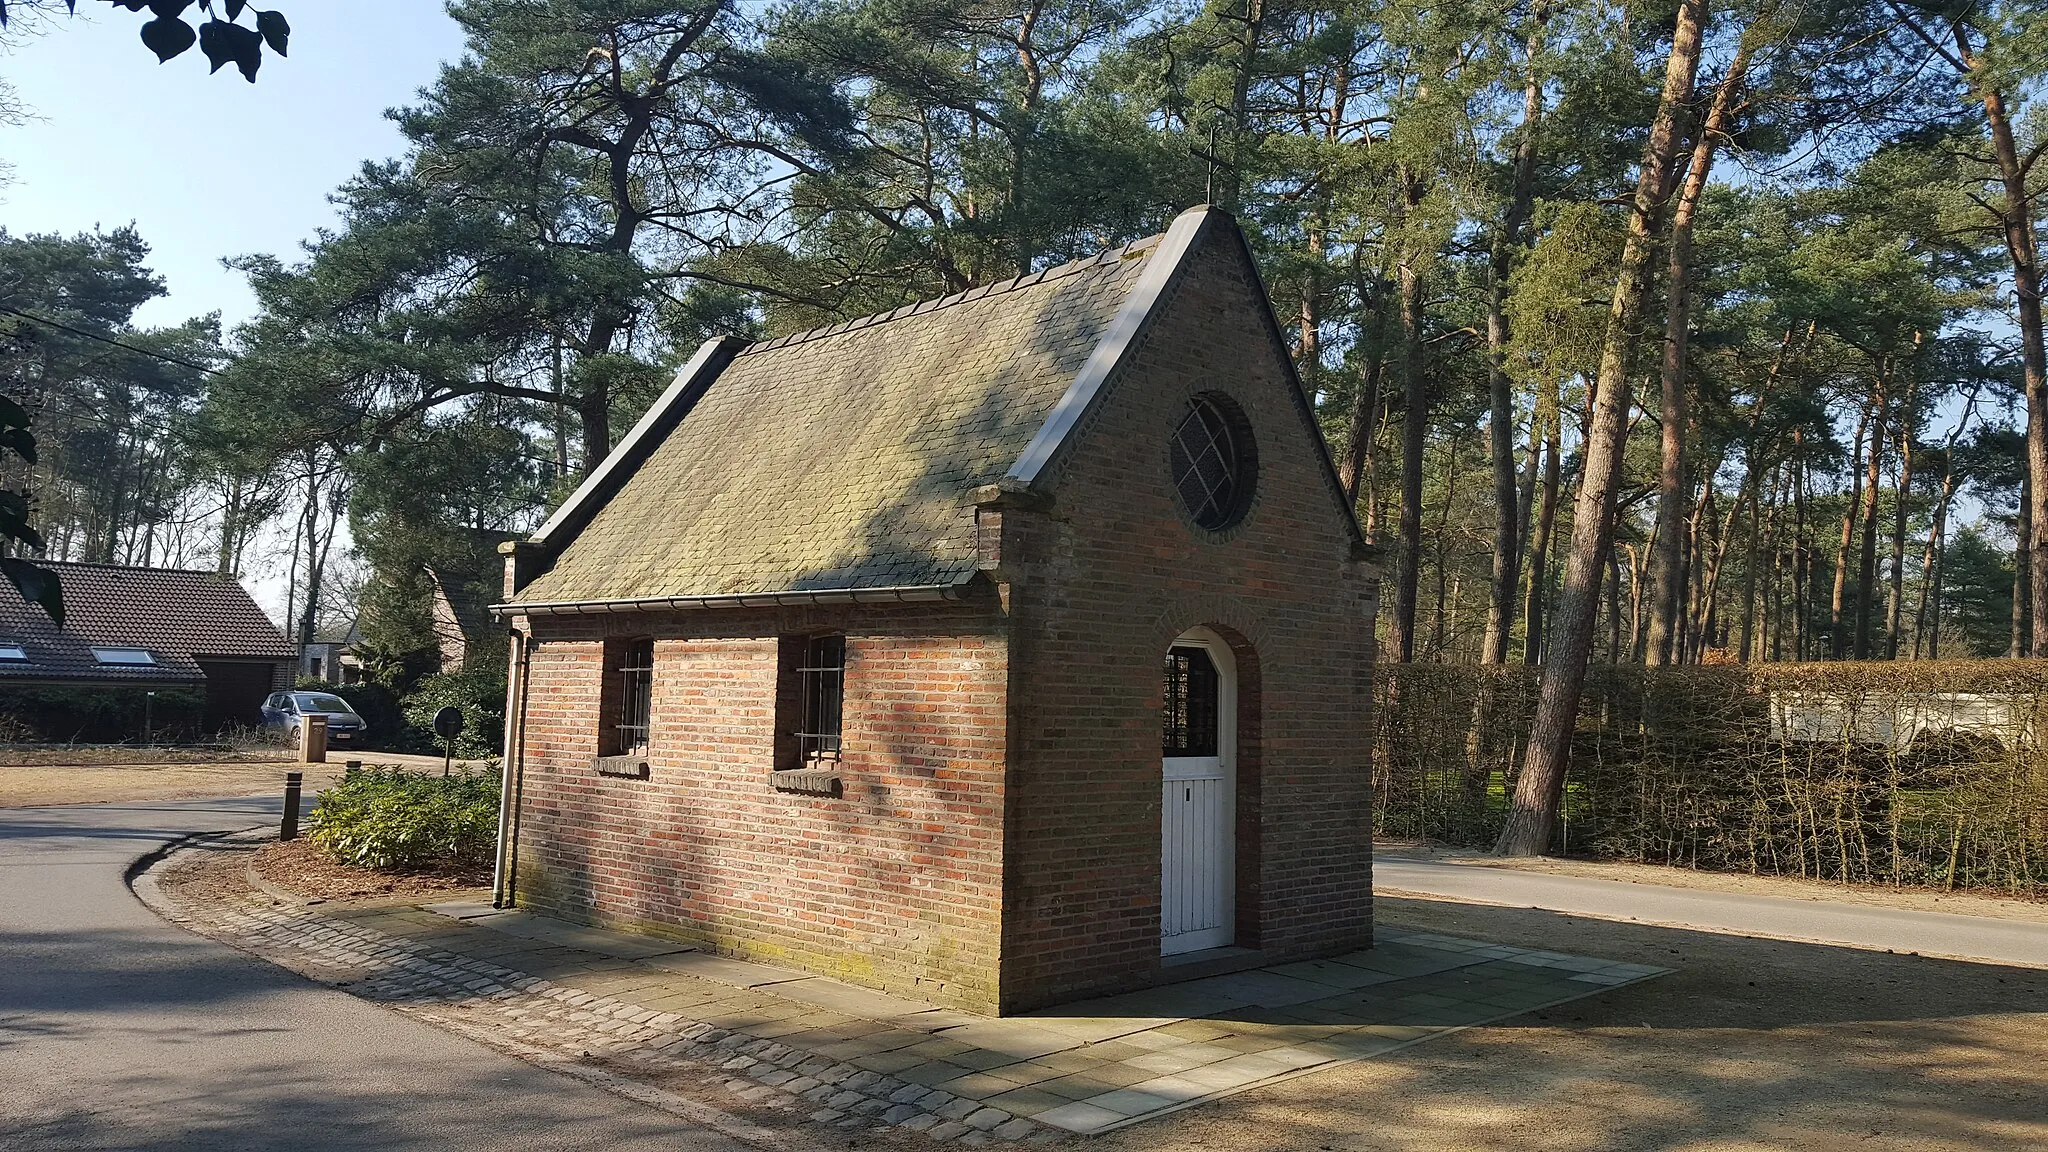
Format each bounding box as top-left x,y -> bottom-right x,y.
512,235 -> 1165,605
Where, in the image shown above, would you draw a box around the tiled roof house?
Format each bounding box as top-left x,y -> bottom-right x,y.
494,207 -> 1381,1015
0,561 -> 295,734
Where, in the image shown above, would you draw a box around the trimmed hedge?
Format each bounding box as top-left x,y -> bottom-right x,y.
308,765 -> 500,871
1375,661 -> 2048,892
0,684 -> 205,743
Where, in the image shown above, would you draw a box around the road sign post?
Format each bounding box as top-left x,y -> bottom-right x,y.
432,706 -> 465,776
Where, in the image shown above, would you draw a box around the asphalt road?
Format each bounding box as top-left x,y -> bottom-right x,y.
0,796 -> 767,1152
1376,854 -> 2048,967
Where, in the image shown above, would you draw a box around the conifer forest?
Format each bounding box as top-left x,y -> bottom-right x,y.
5,1 -> 2048,850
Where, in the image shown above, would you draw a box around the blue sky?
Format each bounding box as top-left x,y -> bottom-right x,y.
0,1 -> 465,330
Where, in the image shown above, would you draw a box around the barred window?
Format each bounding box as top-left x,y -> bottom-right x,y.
605,638 -> 655,756
793,635 -> 845,763
1162,645 -> 1219,757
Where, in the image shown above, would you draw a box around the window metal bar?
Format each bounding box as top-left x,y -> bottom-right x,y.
795,635 -> 845,762
614,639 -> 654,755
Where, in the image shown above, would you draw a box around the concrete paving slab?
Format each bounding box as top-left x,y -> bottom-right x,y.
640,951 -> 810,986
468,910 -> 697,959
1180,968 -> 1349,1008
1017,1012 -> 1179,1044
1031,1101 -> 1126,1134
422,900 -> 503,920
930,1021 -> 1085,1061
1267,957 -> 1409,989
771,976 -> 941,1019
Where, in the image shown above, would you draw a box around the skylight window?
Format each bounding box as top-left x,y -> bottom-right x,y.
0,644 -> 26,661
92,647 -> 156,666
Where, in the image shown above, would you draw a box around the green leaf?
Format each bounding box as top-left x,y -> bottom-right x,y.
225,0 -> 245,17
255,9 -> 288,57
147,0 -> 193,17
198,18 -> 262,80
2,557 -> 63,627
139,16 -> 197,62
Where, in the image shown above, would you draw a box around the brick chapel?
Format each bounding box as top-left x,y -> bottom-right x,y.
492,206 -> 1379,1015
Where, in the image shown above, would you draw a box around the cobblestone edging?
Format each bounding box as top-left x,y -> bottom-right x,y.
137,843 -> 1060,1148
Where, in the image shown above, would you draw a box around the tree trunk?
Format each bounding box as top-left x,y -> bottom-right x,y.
578,390 -> 612,473
1742,467 -> 1774,661
1792,441 -> 1809,660
1915,469 -> 1954,659
1481,11 -> 1549,666
1608,546 -> 1625,664
2013,473 -> 2032,658
1683,473 -> 1715,661
1496,0 -> 1706,856
1694,480 -> 1743,659
1431,441 -> 1461,658
216,475 -> 243,579
1339,343 -> 1387,506
1913,393 -> 1974,658
1523,380 -> 1562,664
1957,28 -> 2048,657
1854,379 -> 1886,659
1388,169 -> 1430,663
1832,406 -> 1870,658
1647,37 -> 1752,665
1887,394 -> 1914,658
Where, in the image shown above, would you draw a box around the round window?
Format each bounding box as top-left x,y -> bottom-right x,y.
1169,394 -> 1257,531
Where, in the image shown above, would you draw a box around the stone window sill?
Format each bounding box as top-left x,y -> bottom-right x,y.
593,754 -> 649,779
770,768 -> 841,797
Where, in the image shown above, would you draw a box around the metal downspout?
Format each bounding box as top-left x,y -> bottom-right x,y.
492,626 -> 531,908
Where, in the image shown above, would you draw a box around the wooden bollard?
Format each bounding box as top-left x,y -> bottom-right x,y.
281,771 -> 303,842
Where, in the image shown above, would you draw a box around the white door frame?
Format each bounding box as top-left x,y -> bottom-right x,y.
1161,626 -> 1237,956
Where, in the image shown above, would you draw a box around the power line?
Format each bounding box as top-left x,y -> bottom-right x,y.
0,303 -> 226,377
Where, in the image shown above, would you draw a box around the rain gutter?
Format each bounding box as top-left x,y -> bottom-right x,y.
490,582 -> 967,618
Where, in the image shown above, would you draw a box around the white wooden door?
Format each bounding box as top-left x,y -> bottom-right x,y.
1161,629 -> 1235,956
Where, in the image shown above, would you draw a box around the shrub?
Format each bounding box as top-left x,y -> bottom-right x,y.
308,765 -> 501,871
325,681 -> 409,751
401,667 -> 506,758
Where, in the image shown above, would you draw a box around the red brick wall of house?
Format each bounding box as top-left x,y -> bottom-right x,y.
994,228 -> 1379,1012
506,600 -> 1012,1012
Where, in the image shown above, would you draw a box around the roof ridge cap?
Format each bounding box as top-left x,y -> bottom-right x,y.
736,233 -> 1166,358
37,560 -> 227,576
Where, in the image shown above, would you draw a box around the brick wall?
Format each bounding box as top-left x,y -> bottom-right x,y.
996,225 -> 1378,1012
508,600 -> 1012,1012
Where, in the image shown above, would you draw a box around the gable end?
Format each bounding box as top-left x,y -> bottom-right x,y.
1004,207 -> 1363,548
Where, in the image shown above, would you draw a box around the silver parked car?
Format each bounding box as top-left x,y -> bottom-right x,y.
260,691 -> 368,746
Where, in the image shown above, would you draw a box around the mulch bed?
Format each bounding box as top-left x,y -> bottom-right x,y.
251,837 -> 490,901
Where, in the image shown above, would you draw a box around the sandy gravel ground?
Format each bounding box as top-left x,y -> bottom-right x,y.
1383,840 -> 2048,924
0,759 -> 343,807
163,836 -> 2048,1152
1093,893 -> 2048,1152
111,785 -> 2048,1150
0,751 -> 492,808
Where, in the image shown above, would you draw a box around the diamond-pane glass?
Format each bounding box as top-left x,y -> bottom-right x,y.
1170,398 -> 1244,530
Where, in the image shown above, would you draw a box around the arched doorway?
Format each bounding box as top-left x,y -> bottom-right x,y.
1160,626 -> 1237,955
